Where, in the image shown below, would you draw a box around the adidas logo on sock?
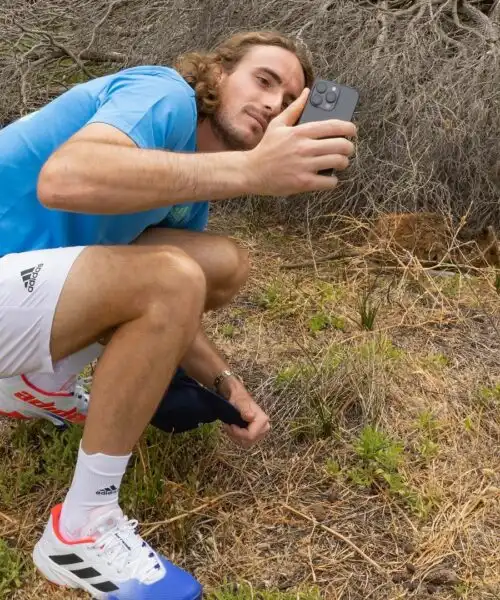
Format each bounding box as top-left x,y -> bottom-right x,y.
20,263 -> 44,293
96,485 -> 118,496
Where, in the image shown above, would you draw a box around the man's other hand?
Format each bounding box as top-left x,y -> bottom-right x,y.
219,378 -> 270,448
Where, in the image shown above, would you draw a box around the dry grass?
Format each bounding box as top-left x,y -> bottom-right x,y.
1,216 -> 499,599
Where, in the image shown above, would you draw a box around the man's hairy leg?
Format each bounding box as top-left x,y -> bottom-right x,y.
135,227 -> 249,310
134,228 -> 250,389
50,245 -> 206,454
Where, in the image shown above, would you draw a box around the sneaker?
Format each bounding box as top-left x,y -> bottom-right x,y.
33,504 -> 203,599
0,374 -> 89,427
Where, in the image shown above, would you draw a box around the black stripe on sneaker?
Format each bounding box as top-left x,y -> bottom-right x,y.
71,566 -> 101,579
49,553 -> 84,566
93,581 -> 120,592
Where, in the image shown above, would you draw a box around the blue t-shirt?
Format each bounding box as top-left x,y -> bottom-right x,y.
0,66 -> 209,257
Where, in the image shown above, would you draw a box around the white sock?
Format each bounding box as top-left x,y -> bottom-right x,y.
60,441 -> 131,540
28,343 -> 104,393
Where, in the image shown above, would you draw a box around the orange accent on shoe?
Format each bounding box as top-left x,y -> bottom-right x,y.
21,374 -> 73,397
51,504 -> 95,546
0,409 -> 30,420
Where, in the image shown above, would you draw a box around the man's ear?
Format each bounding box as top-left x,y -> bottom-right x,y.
215,64 -> 227,86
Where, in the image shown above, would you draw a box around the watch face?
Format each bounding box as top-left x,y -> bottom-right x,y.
214,370 -> 234,390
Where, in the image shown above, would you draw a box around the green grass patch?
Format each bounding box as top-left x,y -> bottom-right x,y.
345,426 -> 429,515
0,539 -> 25,599
478,383 -> 500,404
421,352 -> 449,371
208,583 -> 322,600
356,336 -> 404,363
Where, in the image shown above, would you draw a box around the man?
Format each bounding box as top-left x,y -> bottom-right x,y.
0,30 -> 356,599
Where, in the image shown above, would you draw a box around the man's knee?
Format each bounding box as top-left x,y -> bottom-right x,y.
154,247 -> 207,310
210,239 -> 250,308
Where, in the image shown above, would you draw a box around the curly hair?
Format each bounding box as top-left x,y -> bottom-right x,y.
173,31 -> 315,120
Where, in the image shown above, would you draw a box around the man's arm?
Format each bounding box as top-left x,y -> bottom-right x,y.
37,123 -> 250,214
37,90 -> 356,214
181,328 -> 271,448
180,328 -> 238,396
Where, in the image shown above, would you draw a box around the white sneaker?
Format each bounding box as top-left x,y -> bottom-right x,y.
33,503 -> 202,599
0,374 -> 89,427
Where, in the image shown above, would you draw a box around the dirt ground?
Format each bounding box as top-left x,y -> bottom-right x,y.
1,216 -> 498,600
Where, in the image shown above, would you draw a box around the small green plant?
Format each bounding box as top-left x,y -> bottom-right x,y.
478,383 -> 500,404
495,272 -> 500,294
416,410 -> 441,437
308,312 -> 330,333
274,364 -> 315,390
256,279 -> 287,310
418,438 -> 440,460
221,324 -> 236,338
316,280 -> 344,303
453,582 -> 470,597
415,411 -> 441,461
358,293 -> 379,330
464,415 -> 474,432
347,426 -> 418,503
325,458 -> 341,477
354,425 -> 403,471
422,352 -> 449,370
0,540 -> 25,598
357,336 -> 404,363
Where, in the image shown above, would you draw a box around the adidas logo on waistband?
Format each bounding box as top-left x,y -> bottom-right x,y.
96,485 -> 118,496
20,264 -> 44,293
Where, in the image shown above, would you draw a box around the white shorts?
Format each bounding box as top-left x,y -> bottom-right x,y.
0,246 -> 89,377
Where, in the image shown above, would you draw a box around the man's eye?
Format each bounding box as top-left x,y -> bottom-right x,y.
257,76 -> 270,87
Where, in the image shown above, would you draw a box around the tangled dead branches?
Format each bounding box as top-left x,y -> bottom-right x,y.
0,0 -> 499,228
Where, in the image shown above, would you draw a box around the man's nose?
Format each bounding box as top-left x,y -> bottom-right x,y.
264,95 -> 283,117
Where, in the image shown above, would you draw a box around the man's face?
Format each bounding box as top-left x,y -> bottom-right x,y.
211,45 -> 306,150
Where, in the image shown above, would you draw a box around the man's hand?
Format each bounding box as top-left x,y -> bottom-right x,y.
244,87 -> 357,197
218,377 -> 270,449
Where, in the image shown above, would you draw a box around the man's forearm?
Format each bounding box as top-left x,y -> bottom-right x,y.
181,328 -> 239,397
38,142 -> 252,214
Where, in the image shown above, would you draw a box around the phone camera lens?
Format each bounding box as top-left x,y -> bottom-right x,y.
315,82 -> 327,93
326,91 -> 337,103
310,93 -> 323,106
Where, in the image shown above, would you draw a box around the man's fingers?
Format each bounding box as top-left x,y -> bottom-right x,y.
309,137 -> 355,158
225,415 -> 270,447
296,119 -> 357,140
311,154 -> 350,172
307,173 -> 339,191
272,88 -> 309,127
240,406 -> 256,421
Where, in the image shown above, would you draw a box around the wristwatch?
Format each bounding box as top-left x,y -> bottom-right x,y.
213,370 -> 239,393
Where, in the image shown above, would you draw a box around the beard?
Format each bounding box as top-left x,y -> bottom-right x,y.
210,108 -> 257,151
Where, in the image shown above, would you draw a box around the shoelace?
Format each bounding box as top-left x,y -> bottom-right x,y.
91,516 -> 162,583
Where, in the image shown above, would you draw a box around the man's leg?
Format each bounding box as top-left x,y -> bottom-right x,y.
31,244 -> 205,599
135,228 -> 250,310
51,244 -> 206,454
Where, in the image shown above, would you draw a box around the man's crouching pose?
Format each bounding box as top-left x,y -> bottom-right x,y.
0,30 -> 356,599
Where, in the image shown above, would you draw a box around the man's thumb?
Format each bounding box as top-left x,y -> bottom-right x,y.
274,88 -> 309,126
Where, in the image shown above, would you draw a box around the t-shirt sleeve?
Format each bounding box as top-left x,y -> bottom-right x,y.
86,69 -> 197,150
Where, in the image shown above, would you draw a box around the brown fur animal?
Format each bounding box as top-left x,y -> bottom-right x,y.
369,213 -> 499,268
455,225 -> 500,268
369,212 -> 452,263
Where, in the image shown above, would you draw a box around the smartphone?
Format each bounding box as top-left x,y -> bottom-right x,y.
297,79 -> 359,176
